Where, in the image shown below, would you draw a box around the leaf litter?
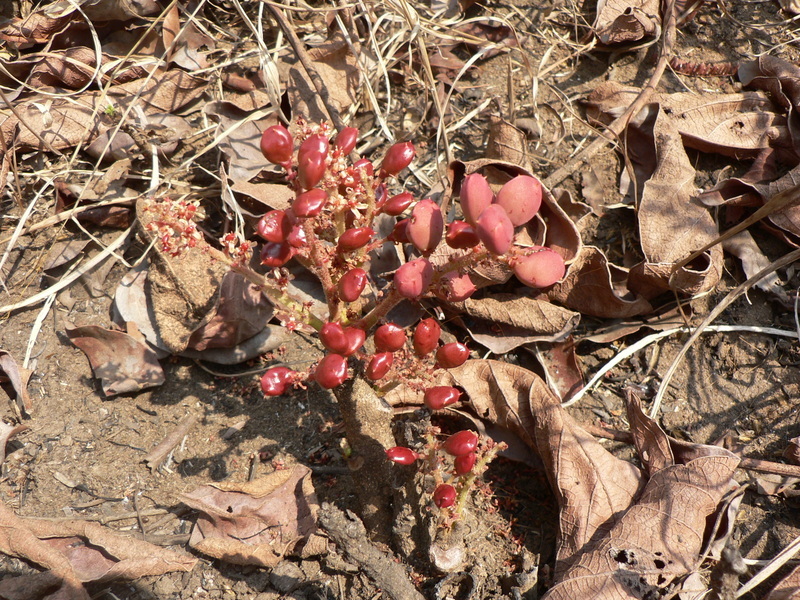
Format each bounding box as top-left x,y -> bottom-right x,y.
0,0 -> 799,598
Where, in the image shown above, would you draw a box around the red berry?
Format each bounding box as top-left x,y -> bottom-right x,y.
381,141 -> 415,176
338,268 -> 368,302
476,204 -> 514,255
394,258 -> 433,299
338,227 -> 374,252
385,446 -> 419,465
423,386 -> 460,410
495,175 -> 542,226
460,173 -> 494,225
437,272 -> 477,302
381,192 -> 414,216
413,318 -> 440,356
341,327 -> 366,356
293,188 -> 328,218
314,353 -> 348,389
260,366 -> 293,396
257,209 -> 292,243
387,219 -> 410,243
454,452 -> 477,475
260,125 -> 293,165
297,134 -> 329,190
260,241 -> 293,267
334,127 -> 359,155
374,323 -> 406,352
351,158 -> 374,178
366,352 -> 394,380
446,220 -> 480,249
443,430 -> 478,456
436,342 -> 469,369
287,225 -> 307,247
433,484 -> 456,508
320,322 -> 348,354
513,247 -> 566,288
407,199 -> 444,254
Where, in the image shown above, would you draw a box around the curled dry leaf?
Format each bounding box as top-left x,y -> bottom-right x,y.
0,349 -> 32,413
65,324 -> 165,397
765,563 -> 800,599
0,421 -> 28,465
592,0 -> 660,45
785,436 -> 800,465
143,414 -> 198,471
180,465 -> 319,568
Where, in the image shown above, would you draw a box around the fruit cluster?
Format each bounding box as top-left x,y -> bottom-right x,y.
386,429 -> 506,523
254,119 -> 567,397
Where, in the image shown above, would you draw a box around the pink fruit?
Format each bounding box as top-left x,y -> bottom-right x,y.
385,446 -> 419,465
338,227 -> 374,252
407,199 -> 444,254
460,173 -> 494,225
394,258 -> 433,299
334,127 -> 359,155
320,322 -> 348,354
443,430 -> 478,456
260,366 -> 293,396
260,125 -> 293,165
338,268 -> 368,302
381,141 -> 415,176
436,342 -> 469,369
454,452 -> 477,475
382,192 -> 415,216
445,220 -> 480,249
293,188 -> 327,218
314,353 -> 348,389
260,241 -> 293,267
366,352 -> 394,380
433,484 -> 456,508
413,318 -> 440,356
257,209 -> 291,243
437,272 -> 477,302
387,219 -> 410,243
513,248 -> 566,288
476,204 -> 514,255
297,134 -> 329,190
374,323 -> 406,352
423,386 -> 461,410
341,327 -> 366,356
495,175 -> 542,226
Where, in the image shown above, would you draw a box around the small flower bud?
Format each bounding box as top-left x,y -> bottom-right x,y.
257,209 -> 292,243
260,366 -> 293,396
381,192 -> 414,216
297,134 -> 329,190
443,430 -> 478,456
433,484 -> 456,508
460,173 -> 494,225
338,268 -> 368,302
513,247 -> 566,288
260,241 -> 293,267
413,317 -> 440,356
424,386 -> 461,410
495,175 -> 542,226
374,323 -> 406,352
407,198 -> 444,254
381,141 -> 415,176
446,220 -> 480,249
338,227 -> 374,252
334,127 -> 359,155
394,258 -> 433,299
293,188 -> 328,218
476,204 -> 514,255
436,342 -> 469,369
314,353 -> 348,389
366,352 -> 394,380
260,125 -> 293,165
385,446 -> 419,465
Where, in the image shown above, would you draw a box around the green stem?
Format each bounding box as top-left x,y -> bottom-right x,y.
451,441 -> 507,522
353,288 -> 403,330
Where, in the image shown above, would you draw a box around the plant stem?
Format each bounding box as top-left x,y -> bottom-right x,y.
354,288 -> 402,330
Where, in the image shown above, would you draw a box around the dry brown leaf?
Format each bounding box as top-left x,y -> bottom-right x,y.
547,246 -> 652,318
0,349 -> 32,413
0,421 -> 28,465
722,230 -> 783,295
143,414 -> 198,471
766,563 -> 800,599
180,465 -> 319,568
533,338 -> 584,401
785,437 -> 800,465
65,324 -> 165,397
593,0 -> 660,45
